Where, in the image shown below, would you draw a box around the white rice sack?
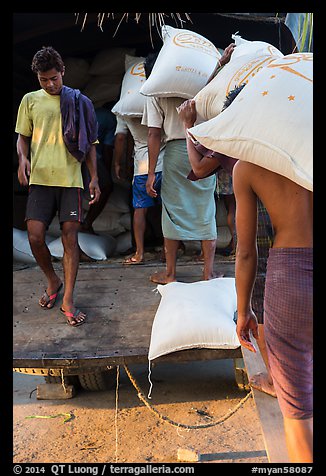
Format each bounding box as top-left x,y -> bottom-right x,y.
216,226 -> 232,249
48,233 -> 117,260
148,278 -> 239,361
189,53 -> 313,191
13,228 -> 56,264
111,55 -> 146,117
47,238 -> 63,259
194,53 -> 282,121
194,35 -> 283,121
82,75 -> 122,105
115,231 -> 132,254
91,207 -> 126,237
216,197 -> 228,227
63,57 -> 91,89
140,25 -> 221,99
89,47 -> 136,76
231,33 -> 284,60
78,233 -> 116,260
13,228 -> 36,264
119,212 -> 132,231
106,184 -> 131,214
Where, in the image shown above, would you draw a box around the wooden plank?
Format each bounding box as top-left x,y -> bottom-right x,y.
241,346 -> 289,463
13,261 -> 238,368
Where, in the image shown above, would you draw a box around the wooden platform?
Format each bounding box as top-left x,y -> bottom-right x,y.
241,346 -> 289,463
13,260 -> 241,371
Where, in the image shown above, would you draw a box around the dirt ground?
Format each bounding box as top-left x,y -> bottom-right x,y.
13,360 -> 268,464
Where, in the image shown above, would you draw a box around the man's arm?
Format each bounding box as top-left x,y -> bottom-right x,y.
85,144 -> 100,205
146,126 -> 162,197
178,99 -> 221,178
233,160 -> 259,352
16,134 -> 31,186
113,132 -> 128,180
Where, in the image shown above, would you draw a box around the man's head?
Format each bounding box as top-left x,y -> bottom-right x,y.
222,83 -> 246,111
144,52 -> 159,79
31,46 -> 65,95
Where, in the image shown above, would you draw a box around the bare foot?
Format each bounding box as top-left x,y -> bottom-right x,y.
150,270 -> 176,285
250,372 -> 277,398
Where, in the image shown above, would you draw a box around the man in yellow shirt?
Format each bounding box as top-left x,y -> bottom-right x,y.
15,46 -> 100,326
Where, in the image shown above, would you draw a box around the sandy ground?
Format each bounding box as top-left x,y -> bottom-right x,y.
13,359 -> 268,465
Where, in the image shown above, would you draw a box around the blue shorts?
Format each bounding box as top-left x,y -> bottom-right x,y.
133,172 -> 162,209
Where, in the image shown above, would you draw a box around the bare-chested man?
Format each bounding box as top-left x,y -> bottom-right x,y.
233,161 -> 313,463
178,92 -> 276,399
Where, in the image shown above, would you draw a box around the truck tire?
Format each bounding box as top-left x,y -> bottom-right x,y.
78,368 -> 116,391
44,375 -> 80,387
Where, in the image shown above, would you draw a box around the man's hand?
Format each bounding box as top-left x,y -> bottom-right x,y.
236,310 -> 259,353
177,99 -> 197,128
114,161 -> 121,180
88,178 -> 101,205
146,172 -> 157,198
219,43 -> 235,67
17,157 -> 31,186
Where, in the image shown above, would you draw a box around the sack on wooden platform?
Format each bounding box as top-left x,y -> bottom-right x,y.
148,278 -> 239,361
115,231 -> 132,254
48,232 -> 117,261
13,228 -> 55,264
106,184 -> 131,214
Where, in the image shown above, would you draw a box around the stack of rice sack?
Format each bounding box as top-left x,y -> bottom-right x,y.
62,56 -> 91,89
90,183 -> 133,255
82,46 -> 136,108
65,48 -> 137,258
110,54 -> 150,253
189,52 -> 313,191
46,183 -> 132,260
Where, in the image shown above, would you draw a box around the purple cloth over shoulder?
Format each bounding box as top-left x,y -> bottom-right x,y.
60,85 -> 98,162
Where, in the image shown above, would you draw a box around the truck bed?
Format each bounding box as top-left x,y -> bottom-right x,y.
13,259 -> 241,371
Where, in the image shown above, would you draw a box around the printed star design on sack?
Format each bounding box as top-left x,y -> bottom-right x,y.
261,90 -> 269,96
288,95 -> 295,101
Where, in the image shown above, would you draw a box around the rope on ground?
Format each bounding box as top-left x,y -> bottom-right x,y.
123,364 -> 253,430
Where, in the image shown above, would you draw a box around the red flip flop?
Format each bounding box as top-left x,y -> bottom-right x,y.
60,308 -> 87,327
39,283 -> 63,309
